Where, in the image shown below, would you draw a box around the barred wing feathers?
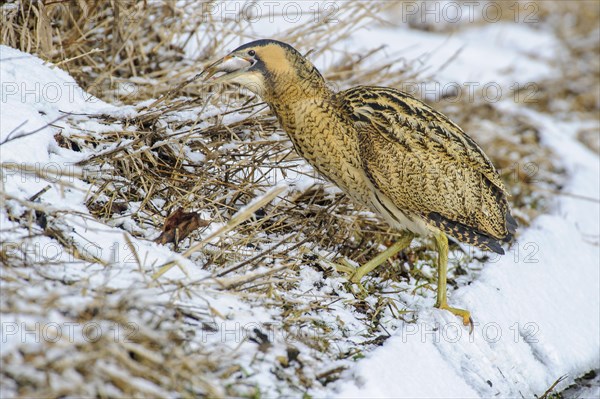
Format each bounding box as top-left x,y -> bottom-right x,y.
337,86 -> 516,253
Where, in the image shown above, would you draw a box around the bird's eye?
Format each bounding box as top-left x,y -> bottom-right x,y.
248,50 -> 256,57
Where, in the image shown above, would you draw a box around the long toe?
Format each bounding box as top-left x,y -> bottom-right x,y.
436,304 -> 474,333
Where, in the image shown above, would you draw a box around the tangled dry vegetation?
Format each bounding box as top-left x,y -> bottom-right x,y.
2,0 -> 594,396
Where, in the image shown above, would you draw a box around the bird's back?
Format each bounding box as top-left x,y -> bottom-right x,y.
335,86 -> 516,253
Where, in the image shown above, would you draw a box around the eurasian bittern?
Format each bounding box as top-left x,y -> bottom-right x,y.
202,39 -> 516,329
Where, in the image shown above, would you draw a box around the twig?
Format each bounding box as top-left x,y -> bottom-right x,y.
538,374 -> 568,399
142,72 -> 204,111
0,115 -> 69,146
28,185 -> 51,202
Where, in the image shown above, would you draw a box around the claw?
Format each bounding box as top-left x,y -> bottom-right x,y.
436,303 -> 474,334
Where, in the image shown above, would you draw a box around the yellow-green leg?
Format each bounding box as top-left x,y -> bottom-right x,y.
348,233 -> 414,284
433,232 -> 473,332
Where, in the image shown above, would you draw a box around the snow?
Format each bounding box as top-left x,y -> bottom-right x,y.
338,208 -> 599,396
0,46 -> 113,163
337,336 -> 480,398
2,4 -> 599,398
345,22 -> 557,87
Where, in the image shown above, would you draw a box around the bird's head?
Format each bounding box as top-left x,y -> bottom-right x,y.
202,39 -> 327,101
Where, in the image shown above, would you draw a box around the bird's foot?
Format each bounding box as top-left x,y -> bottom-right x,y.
435,302 -> 474,334
333,258 -> 375,285
333,259 -> 370,296
333,257 -> 358,278
320,257 -> 368,296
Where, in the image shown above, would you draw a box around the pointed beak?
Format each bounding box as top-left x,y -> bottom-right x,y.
201,54 -> 254,84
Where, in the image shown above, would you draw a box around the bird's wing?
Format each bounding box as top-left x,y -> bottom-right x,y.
336,86 -> 515,246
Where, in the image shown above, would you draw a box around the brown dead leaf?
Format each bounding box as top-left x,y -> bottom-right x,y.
155,208 -> 210,246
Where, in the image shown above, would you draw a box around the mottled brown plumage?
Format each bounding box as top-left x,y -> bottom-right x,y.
203,39 -> 516,327
337,86 -> 517,253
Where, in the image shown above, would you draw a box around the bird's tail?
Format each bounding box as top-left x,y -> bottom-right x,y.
427,211 -> 517,255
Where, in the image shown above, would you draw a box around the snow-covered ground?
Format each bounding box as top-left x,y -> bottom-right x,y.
1,2 -> 599,397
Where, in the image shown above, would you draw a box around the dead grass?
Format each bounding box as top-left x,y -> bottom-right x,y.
1,0 -> 592,396
531,1 -> 600,154
1,281 -> 226,397
385,1 -> 600,156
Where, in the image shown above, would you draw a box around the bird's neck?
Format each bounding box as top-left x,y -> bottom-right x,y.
265,71 -> 333,131
264,65 -> 331,103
